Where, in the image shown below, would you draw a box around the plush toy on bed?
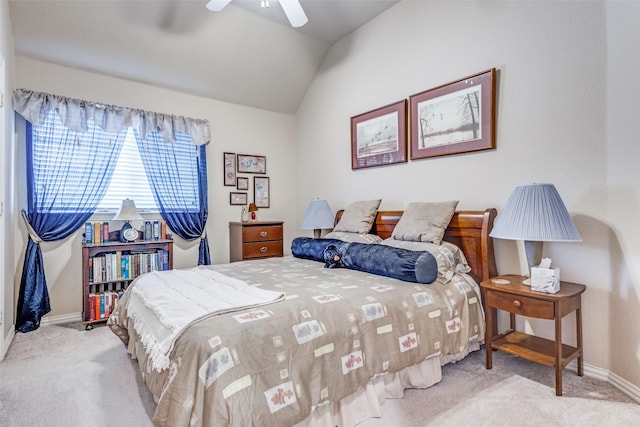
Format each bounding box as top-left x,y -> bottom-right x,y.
323,242 -> 439,284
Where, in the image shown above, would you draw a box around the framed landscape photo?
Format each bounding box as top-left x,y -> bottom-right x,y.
254,176 -> 270,208
223,152 -> 236,186
351,100 -> 407,170
410,68 -> 496,160
236,177 -> 249,190
229,192 -> 247,206
237,154 -> 267,174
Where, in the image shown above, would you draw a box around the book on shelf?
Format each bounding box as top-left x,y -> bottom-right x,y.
93,222 -> 101,244
153,221 -> 160,240
85,222 -> 93,244
144,221 -> 152,240
102,222 -> 109,243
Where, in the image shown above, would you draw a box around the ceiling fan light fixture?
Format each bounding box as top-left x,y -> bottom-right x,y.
279,0 -> 308,28
206,0 -> 232,12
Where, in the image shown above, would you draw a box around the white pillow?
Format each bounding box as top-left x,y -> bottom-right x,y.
333,199 -> 382,234
381,238 -> 470,283
391,201 -> 458,245
324,231 -> 382,244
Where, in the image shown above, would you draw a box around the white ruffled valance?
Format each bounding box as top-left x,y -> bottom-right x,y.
12,88 -> 211,146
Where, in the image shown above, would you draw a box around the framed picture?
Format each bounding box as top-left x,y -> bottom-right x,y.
223,152 -> 236,186
229,192 -> 247,206
237,154 -> 267,174
236,177 -> 249,190
254,176 -> 270,208
410,68 -> 496,160
350,100 -> 407,170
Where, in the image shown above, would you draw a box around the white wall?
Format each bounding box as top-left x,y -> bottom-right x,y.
13,57 -> 298,319
296,0 -> 639,389
1,0 -> 17,357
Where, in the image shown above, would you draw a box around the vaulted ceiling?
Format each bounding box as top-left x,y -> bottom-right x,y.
9,0 -> 400,113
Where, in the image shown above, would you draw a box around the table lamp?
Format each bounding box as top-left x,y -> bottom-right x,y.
113,198 -> 144,242
248,203 -> 259,221
301,199 -> 334,238
489,183 -> 581,283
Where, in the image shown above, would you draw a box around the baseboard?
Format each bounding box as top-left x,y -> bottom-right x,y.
40,312 -> 82,326
581,362 -> 640,404
1,326 -> 16,361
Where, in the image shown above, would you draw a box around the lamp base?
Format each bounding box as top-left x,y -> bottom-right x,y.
313,229 -> 321,238
522,240 -> 543,286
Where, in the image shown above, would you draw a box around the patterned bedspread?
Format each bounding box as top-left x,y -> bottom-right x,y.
108,256 -> 485,427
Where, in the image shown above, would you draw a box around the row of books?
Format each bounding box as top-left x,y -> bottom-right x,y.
84,220 -> 167,244
88,290 -> 125,321
88,249 -> 170,283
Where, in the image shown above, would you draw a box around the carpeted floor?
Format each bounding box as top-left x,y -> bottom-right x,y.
1,322 -> 638,427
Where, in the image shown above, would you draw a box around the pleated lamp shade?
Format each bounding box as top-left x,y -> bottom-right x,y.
490,183 -> 581,242
112,199 -> 144,222
491,183 -> 581,277
301,199 -> 334,238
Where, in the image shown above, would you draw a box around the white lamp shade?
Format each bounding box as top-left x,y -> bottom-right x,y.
301,199 -> 334,230
112,199 -> 144,222
490,184 -> 582,242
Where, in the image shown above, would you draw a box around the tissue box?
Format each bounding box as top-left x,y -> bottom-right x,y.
530,267 -> 560,293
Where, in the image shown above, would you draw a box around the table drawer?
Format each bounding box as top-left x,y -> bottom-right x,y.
243,225 -> 283,242
487,291 -> 555,319
242,241 -> 283,259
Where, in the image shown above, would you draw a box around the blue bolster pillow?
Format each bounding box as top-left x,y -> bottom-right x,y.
323,242 -> 438,284
291,237 -> 346,262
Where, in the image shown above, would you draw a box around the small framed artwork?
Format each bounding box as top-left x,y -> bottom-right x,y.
351,100 -> 407,170
223,152 -> 236,186
229,192 -> 247,206
254,176 -> 270,208
237,154 -> 267,174
236,177 -> 249,190
410,68 -> 496,160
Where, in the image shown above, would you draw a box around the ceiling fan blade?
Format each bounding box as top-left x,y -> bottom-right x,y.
279,0 -> 308,28
206,0 -> 232,12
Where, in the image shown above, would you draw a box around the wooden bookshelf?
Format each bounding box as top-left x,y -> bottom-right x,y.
81,239 -> 173,330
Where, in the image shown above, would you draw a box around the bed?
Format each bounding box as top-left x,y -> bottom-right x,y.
108,208 -> 497,427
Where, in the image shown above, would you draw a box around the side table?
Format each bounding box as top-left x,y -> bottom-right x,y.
481,274 -> 586,396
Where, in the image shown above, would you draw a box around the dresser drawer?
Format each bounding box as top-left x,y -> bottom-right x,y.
486,291 -> 555,319
242,241 -> 283,259
243,225 -> 283,242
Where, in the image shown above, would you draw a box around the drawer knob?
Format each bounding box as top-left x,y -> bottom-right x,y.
260,231 -> 268,238
513,299 -> 522,308
260,246 -> 268,253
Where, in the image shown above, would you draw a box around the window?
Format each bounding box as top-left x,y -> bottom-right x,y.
29,109 -> 201,215
95,128 -> 157,213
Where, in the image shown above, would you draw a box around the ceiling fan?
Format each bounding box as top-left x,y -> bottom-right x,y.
206,0 -> 308,28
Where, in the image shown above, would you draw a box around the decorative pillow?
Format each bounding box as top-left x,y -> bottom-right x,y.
381,238 -> 470,283
291,237 -> 346,262
323,242 -> 438,284
391,201 -> 459,245
323,231 -> 382,244
332,199 -> 382,234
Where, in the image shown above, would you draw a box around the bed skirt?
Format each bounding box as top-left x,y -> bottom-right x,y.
296,342 -> 480,427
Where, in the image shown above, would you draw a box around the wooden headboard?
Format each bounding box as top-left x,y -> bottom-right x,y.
335,209 -> 497,284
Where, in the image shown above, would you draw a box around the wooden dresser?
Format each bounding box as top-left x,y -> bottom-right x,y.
229,221 -> 284,262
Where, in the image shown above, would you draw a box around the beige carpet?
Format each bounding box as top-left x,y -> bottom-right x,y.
1,322 -> 638,427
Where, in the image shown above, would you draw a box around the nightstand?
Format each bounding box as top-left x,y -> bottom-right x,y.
481,274 -> 586,396
229,221 -> 284,262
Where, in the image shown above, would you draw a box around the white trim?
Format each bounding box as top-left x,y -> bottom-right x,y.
608,370 -> 640,404
40,312 -> 82,326
1,324 -> 15,361
568,361 -> 640,404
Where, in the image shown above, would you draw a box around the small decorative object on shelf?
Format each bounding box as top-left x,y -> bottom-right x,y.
241,206 -> 249,222
81,239 -> 173,330
248,203 -> 258,221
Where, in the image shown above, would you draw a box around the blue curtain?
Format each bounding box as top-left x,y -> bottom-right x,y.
17,114 -> 126,332
134,131 -> 210,264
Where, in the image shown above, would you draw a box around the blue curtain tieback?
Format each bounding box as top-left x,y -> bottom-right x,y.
21,210 -> 43,244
